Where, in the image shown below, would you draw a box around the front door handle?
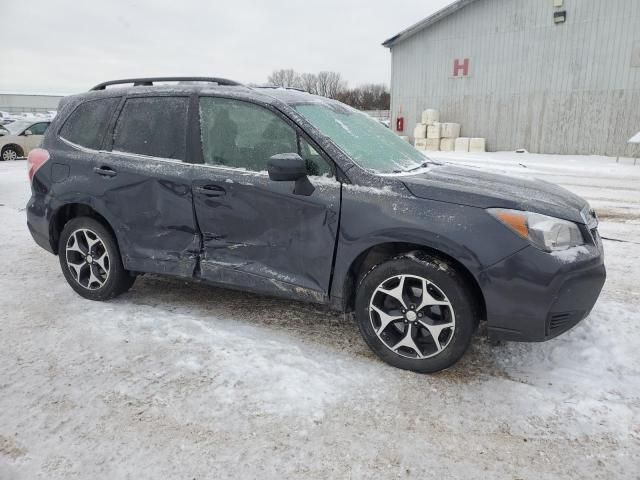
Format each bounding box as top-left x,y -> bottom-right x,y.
194,184 -> 226,197
93,166 -> 117,177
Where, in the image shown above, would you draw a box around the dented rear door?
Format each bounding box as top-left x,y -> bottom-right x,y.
98,95 -> 199,276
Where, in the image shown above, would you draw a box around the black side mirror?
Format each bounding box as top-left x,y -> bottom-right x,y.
267,153 -> 315,196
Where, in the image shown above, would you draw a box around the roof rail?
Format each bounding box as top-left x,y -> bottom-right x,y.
90,77 -> 243,91
254,84 -> 308,93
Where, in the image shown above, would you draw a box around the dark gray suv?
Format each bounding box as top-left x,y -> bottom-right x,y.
26,77 -> 606,373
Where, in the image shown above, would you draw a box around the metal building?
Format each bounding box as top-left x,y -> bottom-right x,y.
0,93 -> 63,113
383,0 -> 640,156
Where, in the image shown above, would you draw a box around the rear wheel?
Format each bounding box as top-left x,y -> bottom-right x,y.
355,254 -> 477,373
1,146 -> 19,161
58,217 -> 135,301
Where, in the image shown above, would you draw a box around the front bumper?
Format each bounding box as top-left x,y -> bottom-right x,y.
480,236 -> 606,342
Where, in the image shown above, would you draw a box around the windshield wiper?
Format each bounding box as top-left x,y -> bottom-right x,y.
393,161 -> 431,174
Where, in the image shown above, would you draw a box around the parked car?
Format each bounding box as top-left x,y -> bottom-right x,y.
0,119 -> 51,160
26,77 -> 606,373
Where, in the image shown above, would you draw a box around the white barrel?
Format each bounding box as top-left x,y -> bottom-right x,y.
427,123 -> 441,139
421,109 -> 440,125
441,123 -> 461,139
425,138 -> 440,151
454,137 -> 470,152
469,138 -> 486,152
414,138 -> 428,151
413,123 -> 427,139
440,138 -> 455,151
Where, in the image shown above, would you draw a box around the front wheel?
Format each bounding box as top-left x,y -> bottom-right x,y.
355,254 -> 477,373
58,217 -> 135,301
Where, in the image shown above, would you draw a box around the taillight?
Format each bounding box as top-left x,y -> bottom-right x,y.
27,148 -> 50,182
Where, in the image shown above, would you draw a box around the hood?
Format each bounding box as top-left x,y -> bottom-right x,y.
401,163 -> 588,224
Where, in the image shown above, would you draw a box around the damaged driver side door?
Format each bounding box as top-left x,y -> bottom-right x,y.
191,96 -> 341,303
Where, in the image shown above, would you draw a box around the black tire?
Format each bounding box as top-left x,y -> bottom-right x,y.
1,146 -> 20,161
58,216 -> 135,301
355,254 -> 477,373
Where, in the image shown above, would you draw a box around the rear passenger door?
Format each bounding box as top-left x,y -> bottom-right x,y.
94,94 -> 200,277
190,96 -> 341,302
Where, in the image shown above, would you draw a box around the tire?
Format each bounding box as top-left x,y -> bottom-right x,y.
355,253 -> 477,373
1,146 -> 19,161
58,216 -> 135,301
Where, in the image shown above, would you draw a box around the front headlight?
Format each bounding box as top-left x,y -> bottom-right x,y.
488,208 -> 584,252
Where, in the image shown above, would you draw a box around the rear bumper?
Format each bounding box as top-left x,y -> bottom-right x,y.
481,240 -> 606,342
27,193 -> 55,254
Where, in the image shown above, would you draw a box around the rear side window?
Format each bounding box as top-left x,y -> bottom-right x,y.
113,96 -> 189,160
60,98 -> 119,150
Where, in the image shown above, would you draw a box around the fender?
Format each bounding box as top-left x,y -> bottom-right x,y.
330,186 -> 530,308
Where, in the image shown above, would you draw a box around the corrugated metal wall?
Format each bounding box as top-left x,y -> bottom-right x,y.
389,0 -> 640,156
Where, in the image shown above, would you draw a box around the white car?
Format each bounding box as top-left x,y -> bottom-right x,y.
0,119 -> 51,161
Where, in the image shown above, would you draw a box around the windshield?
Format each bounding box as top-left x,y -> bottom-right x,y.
294,101 -> 428,174
6,120 -> 31,135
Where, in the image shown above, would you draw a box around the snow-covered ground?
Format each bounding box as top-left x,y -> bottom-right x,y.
0,155 -> 639,479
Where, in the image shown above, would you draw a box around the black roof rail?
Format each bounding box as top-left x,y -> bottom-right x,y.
254,84 -> 308,93
90,77 -> 243,91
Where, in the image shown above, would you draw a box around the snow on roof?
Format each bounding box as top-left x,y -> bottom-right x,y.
382,0 -> 479,48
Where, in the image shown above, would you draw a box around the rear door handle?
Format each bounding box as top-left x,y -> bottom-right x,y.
93,166 -> 117,177
194,184 -> 226,197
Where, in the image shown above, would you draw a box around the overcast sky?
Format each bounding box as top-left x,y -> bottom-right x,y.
0,0 -> 454,94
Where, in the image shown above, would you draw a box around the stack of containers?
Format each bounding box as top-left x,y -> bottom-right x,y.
412,108 -> 486,152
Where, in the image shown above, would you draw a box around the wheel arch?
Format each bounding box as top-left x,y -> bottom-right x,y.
339,241 -> 486,322
1,143 -> 24,158
50,202 -> 121,255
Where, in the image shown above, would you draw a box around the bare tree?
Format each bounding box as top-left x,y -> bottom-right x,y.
336,83 -> 390,110
315,71 -> 347,99
264,69 -> 389,109
300,73 -> 318,95
267,69 -> 302,88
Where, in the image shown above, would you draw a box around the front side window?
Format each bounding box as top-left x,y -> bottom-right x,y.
113,96 -> 189,159
29,122 -> 49,135
200,97 -> 298,172
299,137 -> 332,177
60,97 -> 119,150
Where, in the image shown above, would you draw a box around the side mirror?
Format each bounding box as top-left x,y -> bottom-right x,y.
0,130 -> 6,136
267,153 -> 315,196
24,129 -> 33,136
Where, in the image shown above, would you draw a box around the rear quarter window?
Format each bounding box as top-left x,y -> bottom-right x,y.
59,97 -> 119,150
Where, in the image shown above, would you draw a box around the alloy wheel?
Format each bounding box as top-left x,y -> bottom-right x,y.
65,228 -> 110,290
2,149 -> 17,161
369,274 -> 455,359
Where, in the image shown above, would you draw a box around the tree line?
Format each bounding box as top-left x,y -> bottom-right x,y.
266,69 -> 390,111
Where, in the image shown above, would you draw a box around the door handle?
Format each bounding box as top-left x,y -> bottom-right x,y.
194,184 -> 226,197
93,166 -> 117,177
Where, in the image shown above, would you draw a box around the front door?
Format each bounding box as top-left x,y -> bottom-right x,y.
191,96 -> 341,302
